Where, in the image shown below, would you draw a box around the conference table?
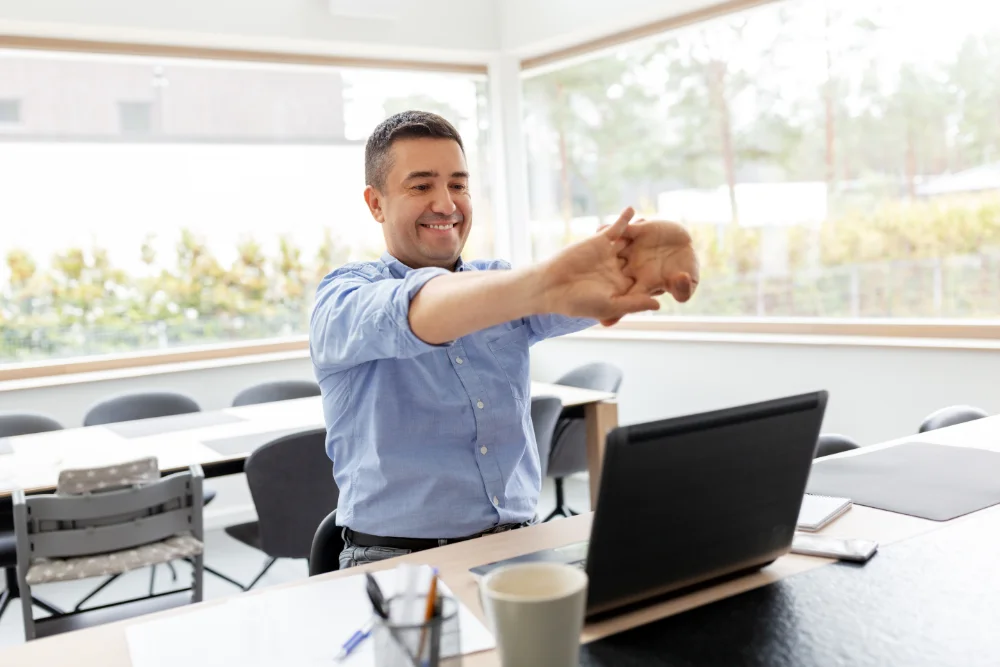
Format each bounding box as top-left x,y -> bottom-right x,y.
3,413 -> 999,665
0,381 -> 618,506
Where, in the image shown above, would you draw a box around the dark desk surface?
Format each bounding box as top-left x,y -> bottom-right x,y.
583,502 -> 1000,667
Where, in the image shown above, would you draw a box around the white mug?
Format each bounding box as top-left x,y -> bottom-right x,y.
479,562 -> 588,667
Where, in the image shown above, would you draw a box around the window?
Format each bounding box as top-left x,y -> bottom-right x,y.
0,98 -> 20,125
118,101 -> 153,134
0,48 -> 493,365
522,0 -> 1000,320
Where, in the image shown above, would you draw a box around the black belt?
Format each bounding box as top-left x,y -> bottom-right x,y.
345,523 -> 527,552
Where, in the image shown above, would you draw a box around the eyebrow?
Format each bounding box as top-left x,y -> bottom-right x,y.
403,170 -> 470,181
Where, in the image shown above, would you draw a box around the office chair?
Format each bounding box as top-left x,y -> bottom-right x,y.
77,392 -> 244,599
309,509 -> 345,576
0,412 -> 67,622
531,396 -> 563,479
815,433 -> 861,458
544,363 -> 623,521
225,428 -> 339,589
919,405 -> 989,433
231,380 -> 321,407
13,460 -> 204,640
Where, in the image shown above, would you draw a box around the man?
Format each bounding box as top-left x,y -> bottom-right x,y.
310,111 -> 697,568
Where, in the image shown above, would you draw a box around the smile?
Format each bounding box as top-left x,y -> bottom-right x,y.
421,223 -> 457,230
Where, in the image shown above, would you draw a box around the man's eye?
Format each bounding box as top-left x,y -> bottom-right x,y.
451,184 -> 468,192
413,184 -> 430,191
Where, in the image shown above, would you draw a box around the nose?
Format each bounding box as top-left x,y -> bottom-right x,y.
429,188 -> 457,216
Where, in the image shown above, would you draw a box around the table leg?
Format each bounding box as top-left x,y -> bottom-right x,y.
584,400 -> 618,508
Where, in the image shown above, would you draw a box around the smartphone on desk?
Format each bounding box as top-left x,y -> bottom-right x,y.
791,533 -> 878,563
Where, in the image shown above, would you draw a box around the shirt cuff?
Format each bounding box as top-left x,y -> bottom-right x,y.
383,266 -> 455,357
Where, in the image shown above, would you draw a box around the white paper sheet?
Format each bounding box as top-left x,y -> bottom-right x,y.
125,568 -> 494,667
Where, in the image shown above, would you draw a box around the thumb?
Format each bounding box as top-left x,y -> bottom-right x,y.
669,272 -> 695,303
601,206 -> 634,242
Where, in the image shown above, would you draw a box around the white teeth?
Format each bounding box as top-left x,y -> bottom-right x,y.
424,224 -> 455,230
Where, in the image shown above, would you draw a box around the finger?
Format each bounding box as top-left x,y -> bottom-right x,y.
610,292 -> 661,316
611,239 -> 628,254
601,206 -> 634,241
669,272 -> 697,303
600,316 -> 622,327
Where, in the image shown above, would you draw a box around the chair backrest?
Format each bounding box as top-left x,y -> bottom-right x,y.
244,428 -> 339,559
556,362 -> 623,393
531,396 -> 563,478
56,456 -> 160,495
13,464 -> 204,562
0,412 -> 63,438
919,405 -> 990,433
83,392 -> 201,427
231,380 -> 321,407
815,433 -> 861,459
309,509 -> 344,576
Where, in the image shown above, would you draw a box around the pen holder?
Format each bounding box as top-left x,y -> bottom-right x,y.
373,594 -> 462,667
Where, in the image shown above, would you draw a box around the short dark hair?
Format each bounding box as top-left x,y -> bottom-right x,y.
364,110 -> 465,190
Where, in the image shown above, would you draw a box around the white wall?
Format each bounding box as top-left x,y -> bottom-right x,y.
0,0 -> 501,62
499,0 -> 724,58
531,336 -> 1000,446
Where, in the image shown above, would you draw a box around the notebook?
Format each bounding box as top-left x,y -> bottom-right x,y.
796,494 -> 852,532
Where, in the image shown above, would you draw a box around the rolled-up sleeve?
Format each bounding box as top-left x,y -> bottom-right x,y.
310,266 -> 451,374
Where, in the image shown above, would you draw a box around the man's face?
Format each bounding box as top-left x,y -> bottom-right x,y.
364,137 -> 472,270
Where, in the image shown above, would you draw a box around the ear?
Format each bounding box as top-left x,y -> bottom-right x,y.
364,185 -> 385,223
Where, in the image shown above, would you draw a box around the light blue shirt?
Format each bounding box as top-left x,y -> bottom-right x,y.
309,252 -> 594,538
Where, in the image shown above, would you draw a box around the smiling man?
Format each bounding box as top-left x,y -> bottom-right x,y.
310,111 -> 690,568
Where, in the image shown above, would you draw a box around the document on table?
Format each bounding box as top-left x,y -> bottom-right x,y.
125,568 -> 495,667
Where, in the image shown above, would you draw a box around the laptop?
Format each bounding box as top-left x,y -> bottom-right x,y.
470,391 -> 828,618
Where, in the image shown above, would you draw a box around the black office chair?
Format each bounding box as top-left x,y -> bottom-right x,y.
0,412 -> 66,621
225,428 -> 339,589
544,363 -> 623,521
309,509 -> 345,576
82,392 -> 202,427
919,405 -> 989,433
814,433 -> 861,458
231,380 -> 321,407
77,392 -> 245,601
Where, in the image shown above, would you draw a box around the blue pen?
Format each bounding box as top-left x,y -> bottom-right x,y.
334,618 -> 375,662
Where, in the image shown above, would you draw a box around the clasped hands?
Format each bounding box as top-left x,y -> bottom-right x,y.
539,206 -> 700,326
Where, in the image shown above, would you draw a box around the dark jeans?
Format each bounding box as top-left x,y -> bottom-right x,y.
339,520 -> 533,569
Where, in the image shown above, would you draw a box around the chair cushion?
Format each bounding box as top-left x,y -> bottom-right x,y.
25,534 -> 203,585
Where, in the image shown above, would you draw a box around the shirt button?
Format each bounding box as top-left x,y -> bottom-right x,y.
492,496 -> 499,506
455,357 -> 463,364
477,400 -> 485,409
480,446 -> 488,455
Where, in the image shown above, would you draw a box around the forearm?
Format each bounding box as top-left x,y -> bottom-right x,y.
408,266 -> 548,344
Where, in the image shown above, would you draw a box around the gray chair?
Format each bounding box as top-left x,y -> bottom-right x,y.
815,433 -> 861,458
224,428 -> 339,590
309,509 -> 345,576
544,363 -> 623,521
531,396 -> 563,479
83,392 -> 201,427
78,392 -> 243,595
919,405 -> 989,433
232,380 -> 321,407
13,459 -> 205,640
0,413 -> 66,622
0,412 -> 63,438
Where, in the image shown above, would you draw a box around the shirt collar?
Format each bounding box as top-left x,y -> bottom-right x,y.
380,251 -> 469,277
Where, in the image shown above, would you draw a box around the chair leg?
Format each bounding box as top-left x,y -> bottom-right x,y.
0,588 -> 10,619
30,596 -> 64,616
167,561 -> 178,581
149,565 -> 158,597
74,573 -> 122,611
544,478 -> 579,522
200,563 -> 248,591
3,566 -> 64,617
244,558 -> 278,591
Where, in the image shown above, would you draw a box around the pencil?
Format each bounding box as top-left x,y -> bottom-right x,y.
416,572 -> 439,659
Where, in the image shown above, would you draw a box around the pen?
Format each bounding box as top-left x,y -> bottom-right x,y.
334,617 -> 375,662
416,570 -> 439,659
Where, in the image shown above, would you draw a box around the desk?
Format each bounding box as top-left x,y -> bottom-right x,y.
3,415 -> 998,666
0,382 -> 617,504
